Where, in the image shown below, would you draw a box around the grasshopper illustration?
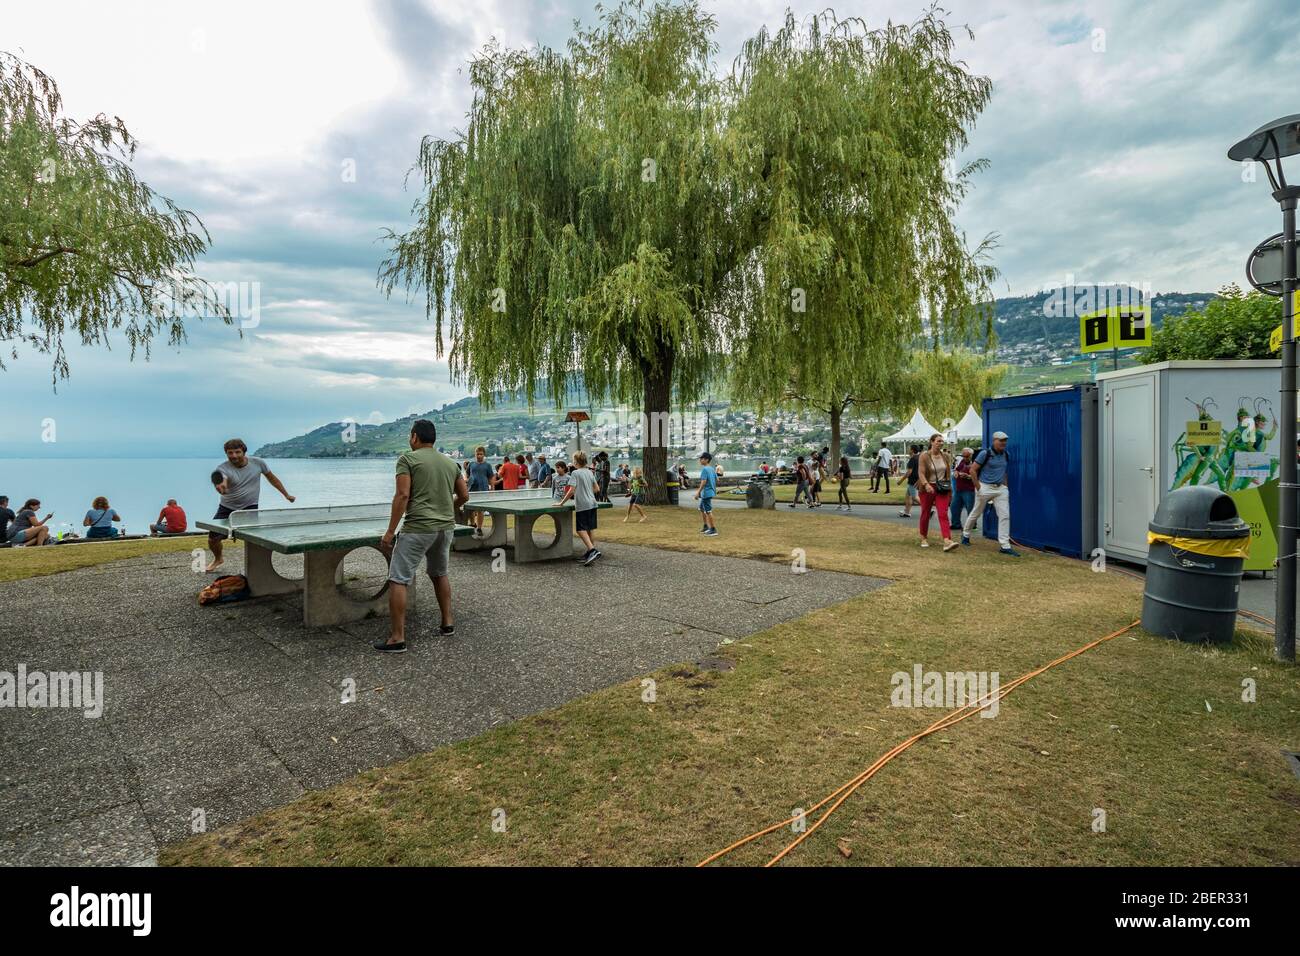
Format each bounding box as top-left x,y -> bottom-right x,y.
1172,397 -> 1225,489
1228,398 -> 1279,490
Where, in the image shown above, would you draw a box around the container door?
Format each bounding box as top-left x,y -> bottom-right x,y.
1106,375 -> 1157,556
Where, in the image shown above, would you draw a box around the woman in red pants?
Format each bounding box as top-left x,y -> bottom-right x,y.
917,432 -> 959,552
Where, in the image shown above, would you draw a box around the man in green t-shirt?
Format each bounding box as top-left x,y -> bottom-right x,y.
376,419 -> 468,653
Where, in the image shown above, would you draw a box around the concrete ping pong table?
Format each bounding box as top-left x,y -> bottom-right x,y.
455,488 -> 613,562
197,504 -> 474,627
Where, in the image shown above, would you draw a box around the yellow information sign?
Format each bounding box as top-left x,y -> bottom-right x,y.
1267,291 -> 1300,352
1079,306 -> 1152,353
1185,420 -> 1222,446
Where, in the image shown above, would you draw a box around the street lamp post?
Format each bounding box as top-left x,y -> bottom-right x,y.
698,399 -> 720,457
1230,115 -> 1300,663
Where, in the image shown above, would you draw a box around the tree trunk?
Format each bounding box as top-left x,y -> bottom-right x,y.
829,403 -> 843,468
642,346 -> 675,506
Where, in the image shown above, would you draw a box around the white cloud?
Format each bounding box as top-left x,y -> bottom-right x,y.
6,0 -> 1300,456
5,0 -> 404,163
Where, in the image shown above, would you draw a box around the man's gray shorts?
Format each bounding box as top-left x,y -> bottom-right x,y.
388,529 -> 452,585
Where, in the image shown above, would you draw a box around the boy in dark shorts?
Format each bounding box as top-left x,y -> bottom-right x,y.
561,450 -> 601,565
207,439 -> 295,572
695,452 -> 718,535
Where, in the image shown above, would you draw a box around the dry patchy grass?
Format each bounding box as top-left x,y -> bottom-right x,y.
158,505 -> 1300,867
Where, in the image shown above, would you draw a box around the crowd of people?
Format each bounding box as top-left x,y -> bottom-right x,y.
763,433 -> 1018,556
895,431 -> 1018,556
459,446 -> 651,530
7,427 -> 1018,657
372,426 -> 670,652
780,446 -> 856,511
0,494 -> 191,547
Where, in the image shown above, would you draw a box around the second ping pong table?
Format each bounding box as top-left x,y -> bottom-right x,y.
197,504 -> 474,627
456,488 -> 613,562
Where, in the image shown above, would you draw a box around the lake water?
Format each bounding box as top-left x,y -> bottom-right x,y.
1,455 -> 873,537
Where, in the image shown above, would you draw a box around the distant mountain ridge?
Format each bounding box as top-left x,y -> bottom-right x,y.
988,287 -> 1213,347
256,287 -> 1218,458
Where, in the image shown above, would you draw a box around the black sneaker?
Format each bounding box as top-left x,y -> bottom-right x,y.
577,548 -> 594,562
583,549 -> 602,565
373,639 -> 407,653
439,624 -> 455,637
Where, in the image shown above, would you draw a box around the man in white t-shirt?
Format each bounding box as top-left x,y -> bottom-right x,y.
872,443 -> 893,493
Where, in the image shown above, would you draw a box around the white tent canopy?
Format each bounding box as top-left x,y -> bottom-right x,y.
883,408 -> 941,444
947,404 -> 983,442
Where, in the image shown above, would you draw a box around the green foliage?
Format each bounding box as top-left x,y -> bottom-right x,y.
380,1 -> 731,411
910,348 -> 1006,429
380,1 -> 999,497
726,8 -> 997,417
1141,284 -> 1279,363
1,53 -> 229,382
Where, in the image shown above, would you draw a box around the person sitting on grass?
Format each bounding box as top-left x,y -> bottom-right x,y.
6,498 -> 52,547
84,496 -> 122,539
624,467 -> 648,523
150,499 -> 188,536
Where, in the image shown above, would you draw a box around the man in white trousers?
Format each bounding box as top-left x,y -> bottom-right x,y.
961,430 -> 1021,557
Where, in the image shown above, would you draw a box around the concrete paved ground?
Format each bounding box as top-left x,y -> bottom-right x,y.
0,537 -> 884,865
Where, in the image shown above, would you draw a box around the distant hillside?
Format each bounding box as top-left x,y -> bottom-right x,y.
989,287 -> 1213,348
257,287 -> 1218,457
254,383 -> 588,459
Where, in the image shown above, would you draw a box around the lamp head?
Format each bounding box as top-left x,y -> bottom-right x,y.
1229,115 -> 1300,162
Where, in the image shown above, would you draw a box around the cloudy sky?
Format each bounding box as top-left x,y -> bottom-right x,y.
4,0 -> 1298,457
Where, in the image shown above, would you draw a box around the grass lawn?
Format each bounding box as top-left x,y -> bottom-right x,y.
153,504 -> 1300,867
0,534 -> 215,584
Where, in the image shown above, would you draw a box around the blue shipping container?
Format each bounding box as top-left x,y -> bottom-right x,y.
980,385 -> 1098,559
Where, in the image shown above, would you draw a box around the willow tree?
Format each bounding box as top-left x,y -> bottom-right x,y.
0,53 -> 228,382
381,1 -> 741,503
910,347 -> 1006,433
745,344 -> 1005,462
726,10 -> 998,462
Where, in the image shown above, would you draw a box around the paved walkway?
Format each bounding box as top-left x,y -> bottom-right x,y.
0,539 -> 884,865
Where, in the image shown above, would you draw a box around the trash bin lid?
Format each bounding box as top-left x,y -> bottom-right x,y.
1148,486 -> 1249,539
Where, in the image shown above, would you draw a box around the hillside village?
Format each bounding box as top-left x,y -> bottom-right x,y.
256,287 -> 1219,461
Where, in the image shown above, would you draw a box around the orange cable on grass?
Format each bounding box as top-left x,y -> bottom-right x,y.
698,620 -> 1141,867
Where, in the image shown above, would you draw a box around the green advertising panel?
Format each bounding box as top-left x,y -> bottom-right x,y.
1169,392 -> 1279,571
1232,481 -> 1277,572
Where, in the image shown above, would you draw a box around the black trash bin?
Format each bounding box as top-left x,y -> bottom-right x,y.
666,471 -> 680,506
1141,486 -> 1251,644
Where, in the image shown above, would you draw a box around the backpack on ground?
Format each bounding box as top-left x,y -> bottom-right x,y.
199,574 -> 251,605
